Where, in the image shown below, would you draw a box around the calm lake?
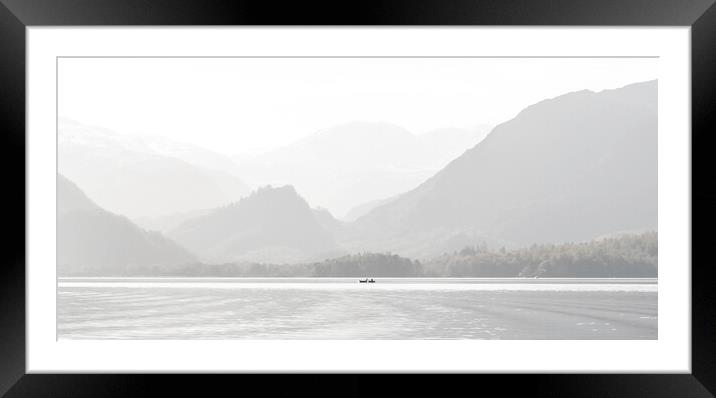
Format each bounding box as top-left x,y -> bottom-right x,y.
58,278 -> 657,340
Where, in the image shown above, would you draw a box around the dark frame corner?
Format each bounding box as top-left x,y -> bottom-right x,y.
1,0 -> 712,396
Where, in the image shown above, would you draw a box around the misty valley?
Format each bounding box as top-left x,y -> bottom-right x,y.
56,79 -> 658,339
58,81 -> 657,278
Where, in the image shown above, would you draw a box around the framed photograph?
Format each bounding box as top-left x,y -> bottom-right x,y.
2,0 -> 712,395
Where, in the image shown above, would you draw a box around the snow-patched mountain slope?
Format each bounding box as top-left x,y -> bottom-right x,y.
59,118 -> 250,218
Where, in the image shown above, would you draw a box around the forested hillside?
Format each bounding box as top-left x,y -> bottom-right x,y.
423,232 -> 657,277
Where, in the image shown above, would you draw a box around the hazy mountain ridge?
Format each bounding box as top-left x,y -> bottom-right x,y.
57,81 -> 658,275
134,208 -> 215,234
343,196 -> 398,222
350,80 -> 657,256
312,207 -> 348,236
57,175 -> 197,275
169,185 -> 345,264
233,122 -> 491,216
58,118 -> 250,218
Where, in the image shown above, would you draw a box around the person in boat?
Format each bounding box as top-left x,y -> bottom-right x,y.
368,278 -> 375,283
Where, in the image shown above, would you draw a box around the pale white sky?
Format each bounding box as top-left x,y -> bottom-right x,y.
58,57 -> 657,155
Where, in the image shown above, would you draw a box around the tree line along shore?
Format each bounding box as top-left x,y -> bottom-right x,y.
61,232 -> 657,278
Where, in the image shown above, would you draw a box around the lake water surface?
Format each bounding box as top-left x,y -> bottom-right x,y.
58,278 -> 657,340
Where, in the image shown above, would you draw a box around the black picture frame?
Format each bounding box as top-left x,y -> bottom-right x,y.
1,0 -> 711,396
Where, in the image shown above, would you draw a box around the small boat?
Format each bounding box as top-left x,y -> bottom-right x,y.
359,279 -> 368,283
368,278 -> 376,283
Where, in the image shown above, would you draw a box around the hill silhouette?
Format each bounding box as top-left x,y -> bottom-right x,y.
169,185 -> 344,264
350,81 -> 657,257
57,174 -> 197,275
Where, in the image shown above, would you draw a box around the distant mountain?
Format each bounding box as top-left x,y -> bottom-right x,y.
58,118 -> 250,218
138,133 -> 246,176
169,185 -> 345,264
58,173 -> 99,215
312,207 -> 348,236
134,208 -> 214,234
342,196 -> 397,222
417,125 -> 492,169
233,122 -> 490,216
57,175 -> 196,275
350,81 -> 657,257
